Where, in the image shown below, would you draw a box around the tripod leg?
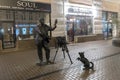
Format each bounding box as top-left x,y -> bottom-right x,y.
62,47 -> 65,59
65,46 -> 73,64
66,51 -> 73,64
53,47 -> 59,62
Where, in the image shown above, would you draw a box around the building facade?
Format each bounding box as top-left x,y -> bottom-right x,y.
0,0 -> 119,51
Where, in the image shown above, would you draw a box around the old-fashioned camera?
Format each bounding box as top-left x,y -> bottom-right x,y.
56,36 -> 67,48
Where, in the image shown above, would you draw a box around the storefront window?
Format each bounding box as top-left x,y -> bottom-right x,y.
67,16 -> 93,39
6,11 -> 10,19
22,12 -> 26,20
6,10 -> 14,20
14,11 -> 50,40
15,23 -> 37,40
102,11 -> 118,38
66,6 -> 93,42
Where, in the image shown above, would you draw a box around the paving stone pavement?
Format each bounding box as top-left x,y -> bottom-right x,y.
0,40 -> 120,80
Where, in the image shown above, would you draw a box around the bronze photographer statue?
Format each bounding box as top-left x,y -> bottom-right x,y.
35,18 -> 57,65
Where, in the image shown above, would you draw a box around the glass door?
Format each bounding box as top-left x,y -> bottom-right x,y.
107,22 -> 113,37
102,22 -> 113,39
2,22 -> 16,49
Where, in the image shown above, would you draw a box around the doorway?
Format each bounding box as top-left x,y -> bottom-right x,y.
1,22 -> 16,49
103,22 -> 113,39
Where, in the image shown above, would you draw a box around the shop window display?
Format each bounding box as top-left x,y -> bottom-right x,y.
0,9 -> 50,41
66,15 -> 93,42
14,12 -> 49,40
15,23 -> 37,40
66,6 -> 93,42
67,16 -> 93,35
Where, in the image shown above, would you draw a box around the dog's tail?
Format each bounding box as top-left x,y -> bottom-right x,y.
90,62 -> 94,70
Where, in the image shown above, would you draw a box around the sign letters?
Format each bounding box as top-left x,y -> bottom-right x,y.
17,1 -> 36,8
0,0 -> 51,12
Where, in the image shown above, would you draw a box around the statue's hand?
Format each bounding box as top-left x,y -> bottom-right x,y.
55,19 -> 58,25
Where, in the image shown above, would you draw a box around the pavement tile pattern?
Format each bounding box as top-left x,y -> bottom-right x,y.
0,40 -> 120,80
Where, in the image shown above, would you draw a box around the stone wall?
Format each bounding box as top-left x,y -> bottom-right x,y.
93,0 -> 103,34
102,0 -> 119,12
51,0 -> 65,37
27,0 -> 50,3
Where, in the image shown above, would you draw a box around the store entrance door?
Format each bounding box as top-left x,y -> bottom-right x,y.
103,22 -> 113,39
1,21 -> 16,49
107,22 -> 113,38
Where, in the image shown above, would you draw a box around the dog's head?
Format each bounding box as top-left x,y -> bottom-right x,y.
79,52 -> 85,58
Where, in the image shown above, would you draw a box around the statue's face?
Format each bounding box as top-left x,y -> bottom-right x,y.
39,18 -> 45,25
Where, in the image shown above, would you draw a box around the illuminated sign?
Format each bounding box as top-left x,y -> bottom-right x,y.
17,1 -> 36,8
0,0 -> 51,12
67,6 -> 93,16
16,24 -> 37,27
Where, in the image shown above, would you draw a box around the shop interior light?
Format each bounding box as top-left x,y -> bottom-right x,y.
8,28 -> 10,31
92,9 -> 97,18
1,29 -> 4,33
69,18 -> 75,22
